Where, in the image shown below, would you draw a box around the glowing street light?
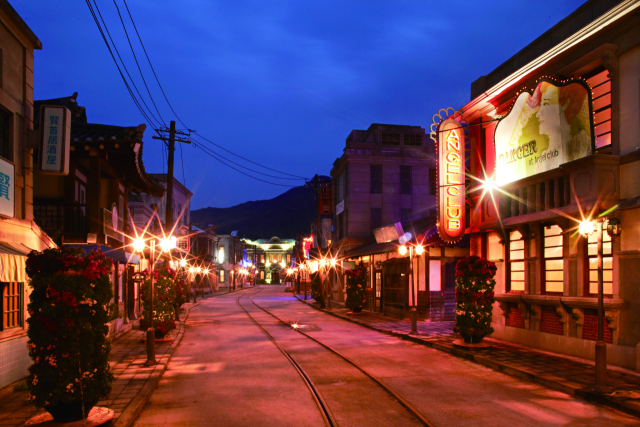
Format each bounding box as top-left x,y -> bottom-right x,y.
133,238 -> 145,253
398,240 -> 425,335
579,220 -> 595,237
398,245 -> 407,256
180,259 -> 187,267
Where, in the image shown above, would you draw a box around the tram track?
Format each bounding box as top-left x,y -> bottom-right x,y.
236,289 -> 435,427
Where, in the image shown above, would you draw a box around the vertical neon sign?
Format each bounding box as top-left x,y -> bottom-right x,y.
437,118 -> 465,243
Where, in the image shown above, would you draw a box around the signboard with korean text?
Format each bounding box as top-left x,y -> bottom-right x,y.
494,79 -> 593,186
437,118 -> 465,244
0,157 -> 14,218
39,106 -> 71,175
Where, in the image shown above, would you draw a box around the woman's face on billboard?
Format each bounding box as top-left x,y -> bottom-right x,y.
536,84 -> 563,137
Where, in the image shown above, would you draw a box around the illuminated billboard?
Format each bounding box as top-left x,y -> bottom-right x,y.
494,79 -> 593,186
437,118 -> 465,243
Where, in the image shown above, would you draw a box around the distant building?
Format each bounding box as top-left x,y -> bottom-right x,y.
330,123 -> 437,252
216,234 -> 244,288
244,237 -> 296,284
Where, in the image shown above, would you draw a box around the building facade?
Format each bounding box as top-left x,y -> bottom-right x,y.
453,0 -> 640,371
0,0 -> 53,389
244,237 -> 295,284
216,234 -> 245,288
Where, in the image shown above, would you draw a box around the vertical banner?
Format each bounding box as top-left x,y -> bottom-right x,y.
39,106 -> 70,175
437,118 -> 466,243
0,157 -> 15,218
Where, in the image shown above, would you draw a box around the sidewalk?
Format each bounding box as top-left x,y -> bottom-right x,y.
0,287 -> 248,427
296,295 -> 640,419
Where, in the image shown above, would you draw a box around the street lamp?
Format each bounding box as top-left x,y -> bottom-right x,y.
132,236 -> 176,366
398,241 -> 424,335
579,217 -> 621,394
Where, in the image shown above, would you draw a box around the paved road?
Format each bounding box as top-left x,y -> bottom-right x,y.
133,286 -> 640,427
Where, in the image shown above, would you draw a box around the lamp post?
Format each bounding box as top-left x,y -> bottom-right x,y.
133,236 -> 175,366
399,242 -> 424,335
579,217 -> 621,394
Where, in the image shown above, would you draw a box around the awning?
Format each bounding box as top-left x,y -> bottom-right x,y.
65,244 -> 140,265
0,241 -> 32,282
343,241 -> 399,259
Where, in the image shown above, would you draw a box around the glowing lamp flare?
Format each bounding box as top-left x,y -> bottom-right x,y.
415,245 -> 424,255
132,239 -> 145,253
204,268 -> 210,275
330,259 -> 336,267
579,220 -> 595,237
399,245 -> 407,256
319,259 -> 326,267
180,259 -> 187,267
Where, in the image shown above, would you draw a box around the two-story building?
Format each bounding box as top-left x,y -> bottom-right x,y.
454,0 -> 640,371
244,236 -> 295,284
0,0 -> 56,390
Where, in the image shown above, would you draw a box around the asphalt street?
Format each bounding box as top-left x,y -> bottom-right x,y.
132,286 -> 640,426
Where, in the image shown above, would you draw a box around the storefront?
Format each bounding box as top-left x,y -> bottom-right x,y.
443,0 -> 640,371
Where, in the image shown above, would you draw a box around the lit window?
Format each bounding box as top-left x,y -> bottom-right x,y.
544,225 -> 563,293
286,254 -> 291,263
2,282 -> 23,330
585,68 -> 611,151
220,270 -> 224,282
587,220 -> 613,295
260,254 -> 265,263
219,247 -> 225,262
260,271 -> 264,280
509,230 -> 525,291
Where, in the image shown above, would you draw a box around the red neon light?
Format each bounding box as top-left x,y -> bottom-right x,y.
437,119 -> 465,242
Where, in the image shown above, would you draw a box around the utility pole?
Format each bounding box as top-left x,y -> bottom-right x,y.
152,121 -> 191,233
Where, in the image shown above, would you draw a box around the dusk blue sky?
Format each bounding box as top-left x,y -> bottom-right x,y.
13,0 -> 585,209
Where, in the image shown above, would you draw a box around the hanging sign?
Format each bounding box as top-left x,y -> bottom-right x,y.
39,106 -> 70,175
0,157 -> 15,218
494,78 -> 593,186
437,118 -> 465,243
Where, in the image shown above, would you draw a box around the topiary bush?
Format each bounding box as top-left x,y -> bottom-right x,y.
140,267 -> 176,336
25,247 -> 114,421
345,266 -> 367,312
453,256 -> 497,344
310,272 -> 322,303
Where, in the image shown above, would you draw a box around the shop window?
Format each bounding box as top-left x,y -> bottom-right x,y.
429,168 -> 437,196
2,282 -> 23,330
400,166 -> 412,194
585,68 -> 611,151
543,225 -> 563,294
587,220 -> 613,295
260,271 -> 264,280
370,165 -> 382,193
429,260 -> 441,291
375,271 -> 381,298
508,230 -> 525,292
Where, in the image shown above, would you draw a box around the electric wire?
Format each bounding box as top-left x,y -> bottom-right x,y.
88,0 -> 163,129
190,134 -> 302,181
180,140 -> 186,187
112,0 -> 167,127
120,0 -> 309,181
193,144 -> 298,188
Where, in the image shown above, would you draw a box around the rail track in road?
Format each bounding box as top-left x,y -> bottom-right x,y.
235,289 -> 435,427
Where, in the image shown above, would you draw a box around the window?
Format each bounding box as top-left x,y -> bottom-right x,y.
219,247 -> 225,262
260,271 -> 264,280
0,109 -> 10,160
286,254 -> 290,263
400,166 -> 412,194
403,134 -> 421,146
429,260 -> 441,291
370,208 -> 382,230
370,165 -> 382,193
508,230 -> 525,292
587,220 -> 613,295
220,270 -> 224,282
429,168 -> 437,196
278,254 -> 282,263
260,254 -> 265,263
543,225 -> 563,293
381,133 -> 400,145
585,68 -> 611,151
269,254 -> 273,263
2,282 -> 23,330
337,213 -> 344,240
400,208 -> 412,222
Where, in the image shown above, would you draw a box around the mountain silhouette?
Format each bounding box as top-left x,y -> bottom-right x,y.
190,186 -> 316,240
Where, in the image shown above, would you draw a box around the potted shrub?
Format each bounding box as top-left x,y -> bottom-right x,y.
345,266 -> 367,313
310,272 -> 322,304
453,256 -> 497,344
25,247 -> 115,422
140,267 -> 177,338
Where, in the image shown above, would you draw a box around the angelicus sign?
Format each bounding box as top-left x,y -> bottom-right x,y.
437,118 -> 465,243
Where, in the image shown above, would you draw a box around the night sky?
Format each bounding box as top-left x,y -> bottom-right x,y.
13,0 -> 585,209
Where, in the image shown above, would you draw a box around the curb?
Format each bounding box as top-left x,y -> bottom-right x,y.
112,301 -> 199,427
294,295 -> 640,420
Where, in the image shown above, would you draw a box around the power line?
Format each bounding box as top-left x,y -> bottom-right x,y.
120,0 -> 308,181
112,0 -> 166,127
193,143 -> 298,188
89,0 -> 163,128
